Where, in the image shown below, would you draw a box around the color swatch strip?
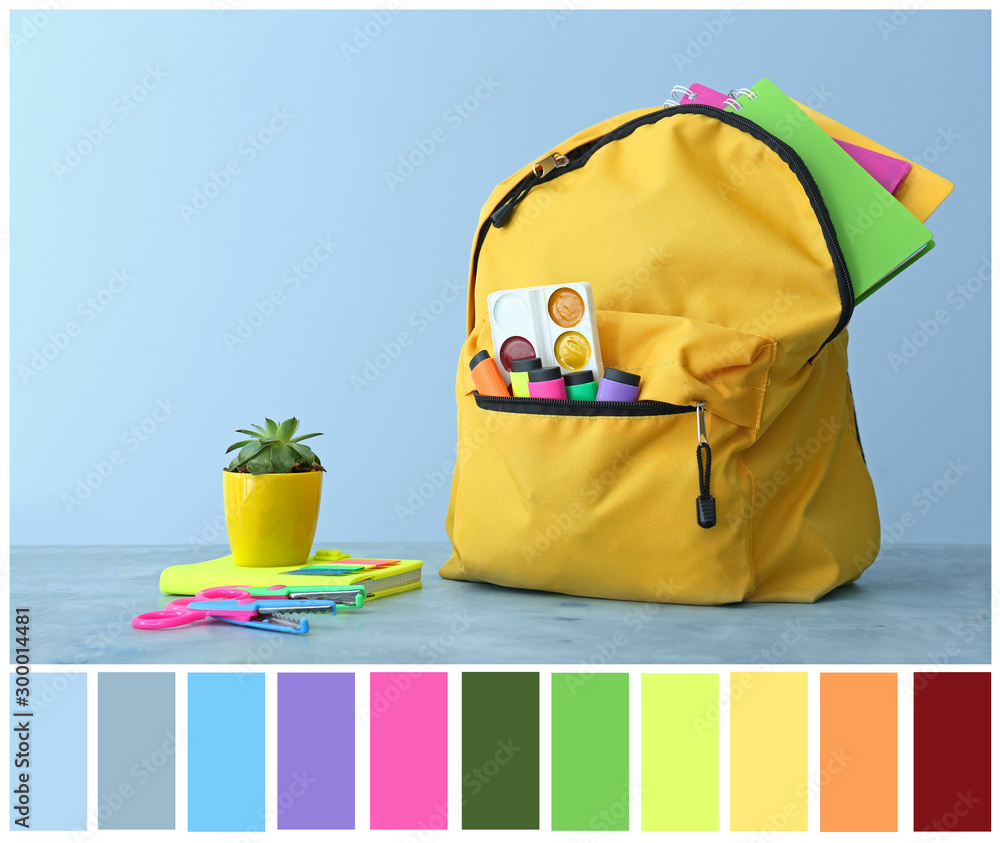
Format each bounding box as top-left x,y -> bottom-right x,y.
278,673 -> 354,829
913,671 -> 991,832
641,673 -> 719,831
97,672 -> 175,829
730,671 -> 808,832
9,673 -> 87,831
370,672 -> 448,830
551,672 -> 629,831
820,672 -> 897,831
462,672 -> 539,830
188,673 -> 265,832
16,669 -> 992,832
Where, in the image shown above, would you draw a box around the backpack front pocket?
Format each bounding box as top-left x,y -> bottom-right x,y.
443,311 -> 777,604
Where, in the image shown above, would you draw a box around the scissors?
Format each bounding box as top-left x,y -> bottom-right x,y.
230,583 -> 366,609
132,586 -> 335,634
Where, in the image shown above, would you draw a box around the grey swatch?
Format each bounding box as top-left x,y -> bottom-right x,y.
97,673 -> 176,829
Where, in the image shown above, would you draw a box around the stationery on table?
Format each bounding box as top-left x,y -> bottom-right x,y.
726,78 -> 936,304
158,550 -> 423,599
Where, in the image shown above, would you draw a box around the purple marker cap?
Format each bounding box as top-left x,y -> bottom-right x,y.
596,368 -> 641,402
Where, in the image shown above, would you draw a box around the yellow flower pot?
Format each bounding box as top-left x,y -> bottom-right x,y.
223,470 -> 323,568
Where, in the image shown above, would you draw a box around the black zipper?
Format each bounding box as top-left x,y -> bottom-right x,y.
472,103 -> 854,354
476,391 -> 713,528
474,392 -> 694,417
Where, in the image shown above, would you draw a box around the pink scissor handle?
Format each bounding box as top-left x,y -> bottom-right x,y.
132,590 -> 258,630
133,598 -> 208,630
197,586 -> 252,601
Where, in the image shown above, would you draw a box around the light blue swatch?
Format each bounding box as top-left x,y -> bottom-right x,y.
9,672 -> 87,831
188,673 -> 265,832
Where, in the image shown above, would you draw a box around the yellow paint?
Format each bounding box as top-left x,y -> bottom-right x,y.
730,672 -> 808,831
222,470 -> 323,567
553,331 -> 590,370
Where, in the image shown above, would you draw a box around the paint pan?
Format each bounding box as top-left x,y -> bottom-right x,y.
486,282 -> 604,384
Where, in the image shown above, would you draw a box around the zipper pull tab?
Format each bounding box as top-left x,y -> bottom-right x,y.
532,152 -> 568,177
695,403 -> 716,529
490,199 -> 518,228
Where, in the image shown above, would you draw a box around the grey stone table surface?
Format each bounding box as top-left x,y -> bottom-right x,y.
8,543 -> 990,665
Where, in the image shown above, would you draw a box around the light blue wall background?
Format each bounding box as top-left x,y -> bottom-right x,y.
10,9 -> 990,548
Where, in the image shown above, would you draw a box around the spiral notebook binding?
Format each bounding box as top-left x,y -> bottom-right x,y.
668,84 -> 695,105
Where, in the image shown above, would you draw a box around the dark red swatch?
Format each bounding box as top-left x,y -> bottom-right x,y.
913,672 -> 991,831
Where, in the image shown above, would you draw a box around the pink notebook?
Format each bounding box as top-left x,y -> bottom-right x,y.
676,83 -> 912,194
833,138 -> 911,194
674,83 -> 734,109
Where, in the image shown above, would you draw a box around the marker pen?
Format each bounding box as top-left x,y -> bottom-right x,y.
596,368 -> 641,402
469,350 -> 510,397
509,357 -> 542,397
527,366 -> 568,400
564,370 -> 598,401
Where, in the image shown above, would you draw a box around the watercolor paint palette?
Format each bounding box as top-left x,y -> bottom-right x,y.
486,282 -> 604,384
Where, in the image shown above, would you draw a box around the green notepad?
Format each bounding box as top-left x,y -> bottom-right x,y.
727,79 -> 934,303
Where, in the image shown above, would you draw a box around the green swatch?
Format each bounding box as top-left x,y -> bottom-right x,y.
552,672 -> 629,831
461,672 -> 539,829
641,673 -> 719,830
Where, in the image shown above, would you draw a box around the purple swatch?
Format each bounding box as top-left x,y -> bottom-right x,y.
277,673 -> 355,829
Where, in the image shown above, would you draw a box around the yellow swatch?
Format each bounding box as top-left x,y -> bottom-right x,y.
730,672 -> 808,831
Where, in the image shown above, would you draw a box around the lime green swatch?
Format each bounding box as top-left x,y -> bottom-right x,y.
641,673 -> 719,830
551,673 -> 629,831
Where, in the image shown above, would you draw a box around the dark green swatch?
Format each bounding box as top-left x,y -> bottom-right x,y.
462,672 -> 539,829
552,672 -> 629,830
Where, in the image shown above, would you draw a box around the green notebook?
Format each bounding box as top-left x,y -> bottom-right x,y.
727,79 -> 934,304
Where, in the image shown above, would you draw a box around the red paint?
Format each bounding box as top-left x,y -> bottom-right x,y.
499,336 -> 535,371
913,672 -> 991,832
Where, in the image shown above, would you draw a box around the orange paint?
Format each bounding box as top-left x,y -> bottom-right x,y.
820,673 -> 897,831
548,287 -> 585,327
554,331 -> 590,370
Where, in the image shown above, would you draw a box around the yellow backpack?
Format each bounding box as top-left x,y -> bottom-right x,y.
440,103 -> 880,604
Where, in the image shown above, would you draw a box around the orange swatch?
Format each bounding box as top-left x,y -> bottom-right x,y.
820,673 -> 897,831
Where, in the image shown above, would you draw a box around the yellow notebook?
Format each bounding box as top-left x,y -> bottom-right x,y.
159,552 -> 423,599
793,100 -> 954,223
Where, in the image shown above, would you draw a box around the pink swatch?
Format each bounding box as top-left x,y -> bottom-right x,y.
370,672 -> 448,830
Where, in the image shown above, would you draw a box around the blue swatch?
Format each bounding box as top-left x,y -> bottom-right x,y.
188,673 -> 265,832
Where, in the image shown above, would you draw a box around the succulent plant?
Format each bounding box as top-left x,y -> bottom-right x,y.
226,417 -> 325,474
